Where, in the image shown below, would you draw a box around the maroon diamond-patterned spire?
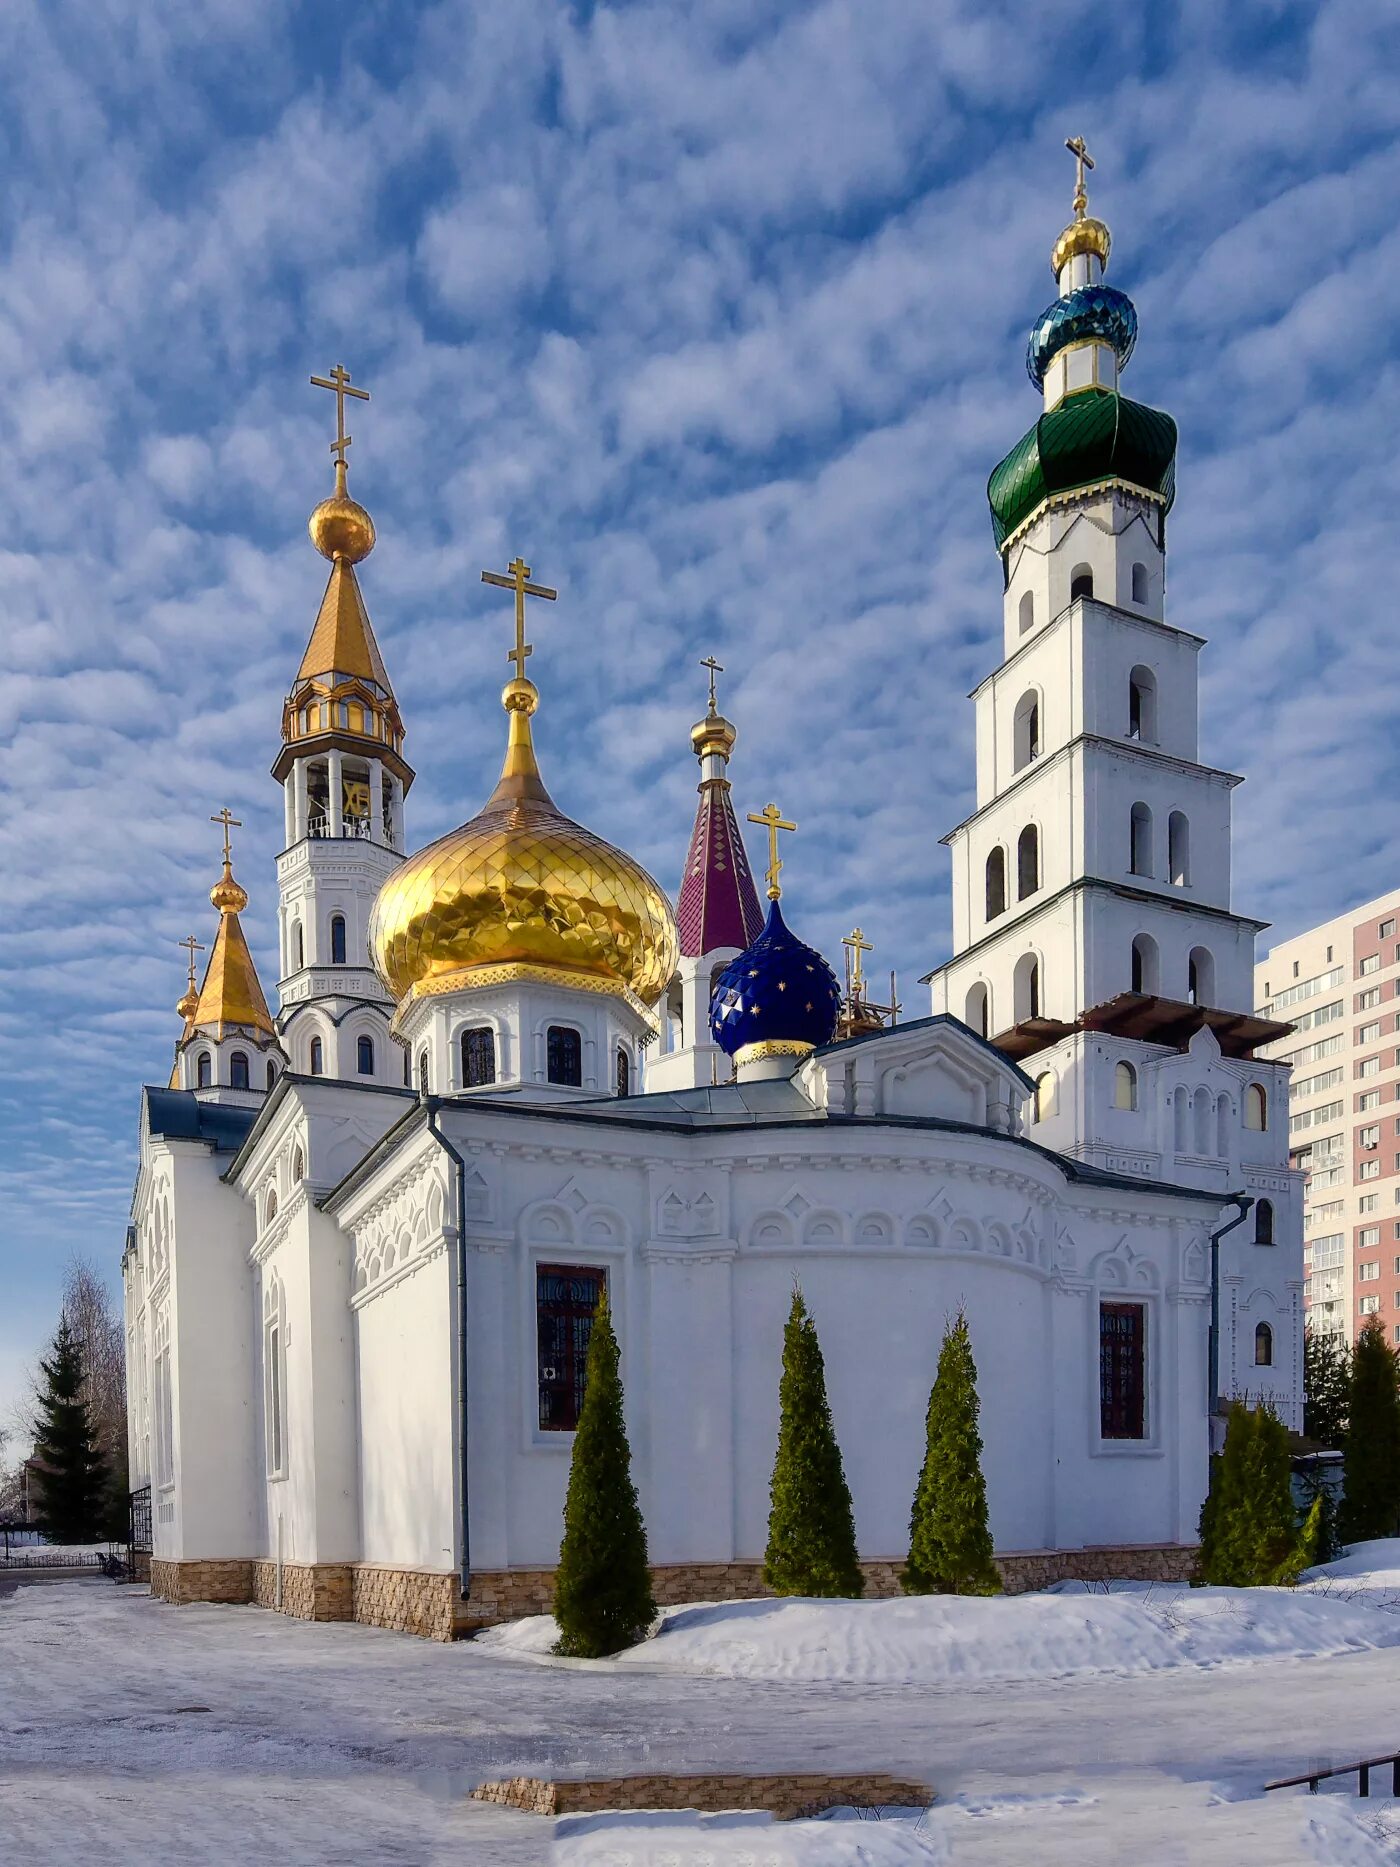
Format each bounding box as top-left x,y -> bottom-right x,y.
677,777 -> 765,958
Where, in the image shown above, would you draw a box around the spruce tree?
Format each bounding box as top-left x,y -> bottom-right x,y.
1304,1328 -> 1351,1449
1199,1400 -> 1317,1585
764,1286 -> 864,1598
903,1310 -> 1000,1596
553,1291 -> 655,1658
31,1316 -> 109,1544
1340,1316 -> 1400,1546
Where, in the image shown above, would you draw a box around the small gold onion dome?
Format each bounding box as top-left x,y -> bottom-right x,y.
308,462 -> 375,564
210,860 -> 249,914
691,707 -> 737,760
1051,215 -> 1111,278
176,985 -> 198,1021
370,675 -> 679,1006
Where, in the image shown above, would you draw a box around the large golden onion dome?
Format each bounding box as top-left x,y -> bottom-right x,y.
369,675 -> 679,1012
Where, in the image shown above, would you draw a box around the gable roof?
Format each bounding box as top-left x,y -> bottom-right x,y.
142,1087 -> 258,1153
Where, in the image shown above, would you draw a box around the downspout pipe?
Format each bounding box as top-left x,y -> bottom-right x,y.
423,1095 -> 472,1602
1209,1192 -> 1253,1419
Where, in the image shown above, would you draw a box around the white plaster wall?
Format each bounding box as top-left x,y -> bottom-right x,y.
356,1253 -> 457,1570
397,975 -> 649,1102
1001,495 -> 1167,662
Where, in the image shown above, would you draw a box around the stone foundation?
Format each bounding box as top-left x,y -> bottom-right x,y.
473,1771 -> 933,1820
251,1559 -> 353,1621
352,1564 -> 459,1642
149,1557 -> 253,1605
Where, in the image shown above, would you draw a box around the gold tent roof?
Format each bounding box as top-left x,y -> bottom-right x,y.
296,556 -> 394,692
188,860 -> 276,1039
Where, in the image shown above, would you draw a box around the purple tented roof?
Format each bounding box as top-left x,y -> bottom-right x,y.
676,783 -> 765,959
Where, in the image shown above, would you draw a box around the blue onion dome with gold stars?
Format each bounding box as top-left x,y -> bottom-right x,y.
710,898 -> 841,1067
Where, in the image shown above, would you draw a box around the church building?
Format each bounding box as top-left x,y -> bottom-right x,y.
123,150 -> 1302,1639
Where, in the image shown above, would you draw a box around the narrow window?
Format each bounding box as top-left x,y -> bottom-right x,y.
537,1263 -> 607,1431
1128,666 -> 1157,743
1254,1321 -> 1274,1367
1017,824 -> 1039,900
266,1059 -> 276,1090
418,1049 -> 430,1095
330,914 -> 347,965
1013,691 -> 1040,770
265,1188 -> 278,1225
547,1026 -> 583,1087
230,1050 -> 249,1090
1114,1061 -> 1137,1110
965,982 -> 990,1039
293,923 -> 305,970
1244,1082 -> 1267,1131
1100,1302 -> 1145,1439
268,1323 -> 284,1474
985,846 -> 1006,921
356,1035 -> 375,1076
1034,1071 -> 1054,1122
461,1026 -> 496,1088
1130,802 -> 1153,876
1168,811 -> 1190,886
309,1036 -> 324,1076
1131,932 -> 1159,995
196,1051 -> 212,1089
402,1048 -> 411,1087
1014,953 -> 1041,1022
1070,564 -> 1094,601
1255,1198 -> 1275,1245
616,1047 -> 630,1098
292,1146 -> 305,1182
1131,561 -> 1149,605
1018,590 -> 1035,635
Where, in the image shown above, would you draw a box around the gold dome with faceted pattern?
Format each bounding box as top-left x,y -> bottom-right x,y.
369,677 -> 679,1009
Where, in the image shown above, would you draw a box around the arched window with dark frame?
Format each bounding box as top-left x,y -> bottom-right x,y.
1254,1321 -> 1274,1366
1131,561 -> 1149,605
330,914 -> 347,964
418,1049 -> 430,1095
293,922 -> 305,970
196,1050 -> 212,1089
1013,691 -> 1040,770
356,1034 -> 375,1076
230,1050 -> 249,1090
266,1059 -> 276,1090
537,1263 -> 607,1431
1017,823 -> 1039,900
1070,564 -> 1094,601
461,1026 -> 496,1088
985,846 -> 1006,921
309,1036 -> 324,1076
547,1025 -> 583,1087
615,1047 -> 630,1098
1128,666 -> 1157,743
1255,1198 -> 1275,1245
1130,802 -> 1153,876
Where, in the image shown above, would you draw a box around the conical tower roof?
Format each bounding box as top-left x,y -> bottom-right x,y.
297,555 -> 393,692
676,671 -> 764,959
188,858 -> 276,1039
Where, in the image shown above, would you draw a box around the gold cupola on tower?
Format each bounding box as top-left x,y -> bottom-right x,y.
368,558 -> 679,1019
188,810 -> 276,1039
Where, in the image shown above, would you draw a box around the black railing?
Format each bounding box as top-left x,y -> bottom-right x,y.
128,1484 -> 152,1580
1266,1752 -> 1400,1797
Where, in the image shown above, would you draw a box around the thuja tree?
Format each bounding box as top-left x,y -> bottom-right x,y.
553,1292 -> 656,1658
1199,1400 -> 1321,1586
764,1286 -> 863,1598
903,1310 -> 1000,1596
1304,1328 -> 1351,1449
1340,1317 -> 1400,1546
31,1316 -> 109,1544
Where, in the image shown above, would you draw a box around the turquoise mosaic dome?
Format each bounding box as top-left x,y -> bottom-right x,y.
1026,283 -> 1138,390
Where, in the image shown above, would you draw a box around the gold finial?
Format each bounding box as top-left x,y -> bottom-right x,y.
701,654 -> 723,714
211,806 -> 241,867
176,933 -> 205,1020
308,364 -> 376,562
481,556 -> 558,696
843,926 -> 873,999
1065,135 -> 1094,219
209,808 -> 249,913
747,801 -> 796,901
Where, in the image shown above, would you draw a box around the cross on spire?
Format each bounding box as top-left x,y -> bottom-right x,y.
1065,135 -> 1095,219
747,801 -> 796,901
481,556 -> 558,682
310,362 -> 371,469
210,807 -> 242,867
178,933 -> 205,988
700,654 -> 724,713
843,926 -> 873,996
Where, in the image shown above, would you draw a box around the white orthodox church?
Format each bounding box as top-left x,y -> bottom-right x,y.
123,155 -> 1302,1640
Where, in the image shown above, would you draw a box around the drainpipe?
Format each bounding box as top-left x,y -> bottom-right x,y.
423,1096 -> 472,1602
1209,1192 -> 1253,1419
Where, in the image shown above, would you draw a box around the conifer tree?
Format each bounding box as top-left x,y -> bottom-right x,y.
903,1310 -> 1000,1596
31,1316 -> 109,1544
553,1291 -> 655,1658
1304,1328 -> 1351,1449
1199,1400 -> 1317,1585
1340,1316 -> 1400,1546
764,1286 -> 864,1597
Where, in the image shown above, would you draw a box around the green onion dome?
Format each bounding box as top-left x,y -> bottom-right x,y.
987,389 -> 1177,550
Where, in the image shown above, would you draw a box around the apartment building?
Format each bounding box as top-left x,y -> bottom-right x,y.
1255,886 -> 1400,1345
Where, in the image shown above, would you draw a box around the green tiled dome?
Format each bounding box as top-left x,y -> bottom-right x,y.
988,389 -> 1177,549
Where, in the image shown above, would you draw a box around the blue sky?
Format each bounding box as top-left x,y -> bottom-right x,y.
2,0 -> 1399,1436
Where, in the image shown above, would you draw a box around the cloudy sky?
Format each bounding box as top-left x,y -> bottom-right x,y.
2,0 -> 1397,1434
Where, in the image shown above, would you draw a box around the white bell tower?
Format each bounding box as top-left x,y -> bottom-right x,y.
271,365 -> 413,1087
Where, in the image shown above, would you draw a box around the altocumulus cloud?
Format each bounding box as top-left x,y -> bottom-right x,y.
1,0 -> 1398,1420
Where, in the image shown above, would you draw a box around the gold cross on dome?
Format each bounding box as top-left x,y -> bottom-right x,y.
482,556 -> 558,681
843,926 -> 873,995
700,654 -> 724,712
210,807 -> 242,866
1065,135 -> 1095,219
177,933 -> 205,988
310,362 -> 371,466
747,801 -> 796,901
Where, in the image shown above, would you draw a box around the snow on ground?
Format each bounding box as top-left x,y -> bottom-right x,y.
7,1561 -> 1400,1864
478,1577 -> 1400,1686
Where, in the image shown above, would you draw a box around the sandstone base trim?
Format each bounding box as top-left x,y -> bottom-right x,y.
149,1557 -> 254,1606
251,1559 -> 352,1621
352,1565 -> 458,1642
472,1771 -> 933,1820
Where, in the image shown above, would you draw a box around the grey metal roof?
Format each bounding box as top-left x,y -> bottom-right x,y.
142,1087 -> 258,1154
572,1078 -> 822,1126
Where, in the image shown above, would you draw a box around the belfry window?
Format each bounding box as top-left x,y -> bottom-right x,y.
985,847 -> 1006,921
1255,1198 -> 1275,1245
1017,824 -> 1039,900
1070,565 -> 1094,601
965,982 -> 990,1038
537,1263 -> 607,1432
1129,803 -> 1153,877
1114,1061 -> 1138,1111
330,915 -> 347,965
461,1026 -> 496,1088
547,1026 -> 583,1087
1128,666 -> 1157,743
1100,1302 -> 1146,1439
1013,691 -> 1040,770
230,1050 -> 249,1090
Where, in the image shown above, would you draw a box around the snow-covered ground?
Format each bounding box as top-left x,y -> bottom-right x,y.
6,1557 -> 1400,1864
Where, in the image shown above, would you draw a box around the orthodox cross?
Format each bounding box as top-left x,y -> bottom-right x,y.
178,934 -> 205,990
843,926 -> 873,997
210,807 -> 242,866
481,556 -> 557,681
700,654 -> 724,712
1065,135 -> 1094,218
309,362 -> 370,467
747,801 -> 796,901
